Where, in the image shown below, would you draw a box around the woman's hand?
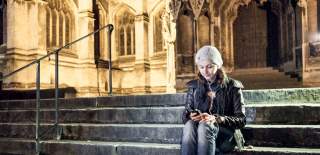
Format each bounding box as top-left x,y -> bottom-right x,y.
199,113 -> 216,123
190,112 -> 202,121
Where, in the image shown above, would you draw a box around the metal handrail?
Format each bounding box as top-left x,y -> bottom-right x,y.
0,24 -> 114,155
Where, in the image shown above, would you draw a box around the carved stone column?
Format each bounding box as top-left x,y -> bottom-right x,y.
229,6 -> 239,71
307,0 -> 318,42
163,0 -> 181,93
190,0 -> 205,51
134,12 -> 150,93
296,0 -> 309,83
76,0 -> 100,96
78,1 -> 95,60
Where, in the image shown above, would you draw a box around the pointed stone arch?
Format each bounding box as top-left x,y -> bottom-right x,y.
220,0 -> 300,70
176,1 -> 195,76
197,2 -> 211,48
231,0 -> 270,68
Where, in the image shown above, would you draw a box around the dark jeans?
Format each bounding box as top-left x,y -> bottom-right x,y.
181,120 -> 235,155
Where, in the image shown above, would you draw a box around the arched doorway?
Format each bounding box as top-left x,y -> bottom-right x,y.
176,10 -> 194,75
233,1 -> 282,69
175,1 -> 212,90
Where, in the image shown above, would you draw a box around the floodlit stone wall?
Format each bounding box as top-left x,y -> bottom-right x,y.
0,0 -> 319,96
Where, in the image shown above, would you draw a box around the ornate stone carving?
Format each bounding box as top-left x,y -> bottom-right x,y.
7,0 -> 24,5
240,0 -> 252,6
47,0 -> 69,11
229,5 -> 238,22
256,0 -> 268,5
163,0 -> 179,93
228,0 -> 253,23
270,0 -> 281,16
167,0 -> 181,22
297,0 -> 307,8
287,2 -> 294,15
189,0 -> 204,20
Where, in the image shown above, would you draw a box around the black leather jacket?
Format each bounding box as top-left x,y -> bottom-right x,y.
182,77 -> 246,129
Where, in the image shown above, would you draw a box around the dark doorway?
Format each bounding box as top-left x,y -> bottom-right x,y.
294,3 -> 303,70
266,3 -> 280,67
233,1 -> 268,69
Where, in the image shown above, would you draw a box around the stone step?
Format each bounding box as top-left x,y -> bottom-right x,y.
0,88 -> 319,110
0,94 -> 186,110
0,123 -> 319,148
0,138 -> 320,155
0,107 -> 184,124
243,125 -> 320,148
0,123 -> 183,144
0,87 -> 76,100
243,88 -> 320,104
0,104 -> 319,125
0,138 -> 180,155
245,104 -> 320,125
229,146 -> 320,155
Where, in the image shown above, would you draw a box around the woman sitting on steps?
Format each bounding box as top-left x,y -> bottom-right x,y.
181,45 -> 246,155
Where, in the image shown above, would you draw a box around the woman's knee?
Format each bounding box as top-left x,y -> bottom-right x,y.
197,122 -> 219,140
182,120 -> 197,141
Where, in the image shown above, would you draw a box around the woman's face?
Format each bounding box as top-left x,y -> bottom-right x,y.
197,59 -> 218,82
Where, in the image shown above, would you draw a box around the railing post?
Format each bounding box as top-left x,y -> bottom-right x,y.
55,52 -> 60,140
107,24 -> 114,96
36,61 -> 41,155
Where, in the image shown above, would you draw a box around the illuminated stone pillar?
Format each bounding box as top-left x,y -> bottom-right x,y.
3,0 -> 50,88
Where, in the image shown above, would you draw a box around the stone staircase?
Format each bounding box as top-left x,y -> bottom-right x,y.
229,67 -> 304,89
0,89 -> 319,155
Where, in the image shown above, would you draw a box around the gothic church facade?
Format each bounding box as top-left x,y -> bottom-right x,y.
0,0 -> 318,96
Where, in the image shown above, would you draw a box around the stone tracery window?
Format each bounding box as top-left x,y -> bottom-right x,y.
58,12 -> 64,46
117,10 -> 135,56
126,26 -> 132,55
46,7 -> 51,47
46,1 -> 73,50
65,15 -> 70,44
154,8 -> 164,53
119,27 -> 125,55
51,10 -> 58,47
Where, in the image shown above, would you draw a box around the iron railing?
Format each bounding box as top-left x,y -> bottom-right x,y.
0,24 -> 114,155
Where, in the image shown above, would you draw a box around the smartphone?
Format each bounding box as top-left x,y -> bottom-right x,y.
191,109 -> 202,115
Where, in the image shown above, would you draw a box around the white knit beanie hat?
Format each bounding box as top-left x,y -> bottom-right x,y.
195,45 -> 223,68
